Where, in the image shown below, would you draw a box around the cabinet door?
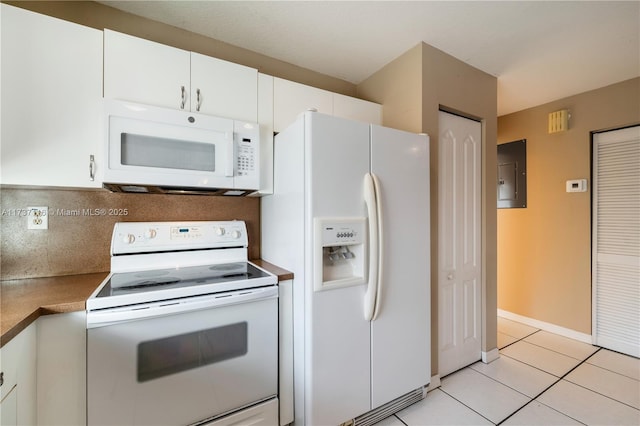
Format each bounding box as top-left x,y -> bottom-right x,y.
37,312 -> 86,425
0,322 -> 36,426
278,279 -> 294,425
333,93 -> 382,125
273,78 -> 333,132
191,53 -> 257,122
0,386 -> 17,426
257,73 -> 274,195
0,341 -> 17,403
0,4 -> 103,188
104,29 -> 190,110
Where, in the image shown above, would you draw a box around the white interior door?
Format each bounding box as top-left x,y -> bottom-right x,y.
438,110 -> 482,377
592,126 -> 640,357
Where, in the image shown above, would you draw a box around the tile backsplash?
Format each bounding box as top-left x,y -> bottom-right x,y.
0,187 -> 260,280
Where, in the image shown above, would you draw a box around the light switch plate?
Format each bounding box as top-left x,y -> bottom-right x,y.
566,179 -> 587,193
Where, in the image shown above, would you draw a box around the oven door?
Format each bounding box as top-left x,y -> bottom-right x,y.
87,287 -> 278,426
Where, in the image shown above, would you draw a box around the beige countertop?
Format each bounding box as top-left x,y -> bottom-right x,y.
0,260 -> 293,348
1,272 -> 108,347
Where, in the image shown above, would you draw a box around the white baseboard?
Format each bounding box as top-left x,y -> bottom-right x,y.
498,309 -> 593,344
482,348 -> 500,363
426,375 -> 441,392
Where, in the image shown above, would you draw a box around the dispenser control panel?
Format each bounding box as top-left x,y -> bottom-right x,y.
320,221 -> 365,246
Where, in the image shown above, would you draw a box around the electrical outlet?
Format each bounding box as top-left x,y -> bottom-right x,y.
27,206 -> 48,230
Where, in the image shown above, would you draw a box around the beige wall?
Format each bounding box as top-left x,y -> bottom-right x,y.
356,44 -> 424,133
497,77 -> 640,334
359,42 -> 498,376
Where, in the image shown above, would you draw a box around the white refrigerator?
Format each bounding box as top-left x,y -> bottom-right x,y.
262,112 -> 430,426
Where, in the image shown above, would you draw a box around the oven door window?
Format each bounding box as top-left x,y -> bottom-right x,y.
137,322 -> 247,382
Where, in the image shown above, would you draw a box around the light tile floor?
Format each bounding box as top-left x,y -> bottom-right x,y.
375,317 -> 640,425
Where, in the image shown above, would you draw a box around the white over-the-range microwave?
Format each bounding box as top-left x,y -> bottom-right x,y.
103,99 -> 260,196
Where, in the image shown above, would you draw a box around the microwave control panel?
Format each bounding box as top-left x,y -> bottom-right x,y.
236,138 -> 256,176
234,122 -> 259,179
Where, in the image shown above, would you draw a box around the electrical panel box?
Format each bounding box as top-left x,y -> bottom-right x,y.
498,139 -> 527,209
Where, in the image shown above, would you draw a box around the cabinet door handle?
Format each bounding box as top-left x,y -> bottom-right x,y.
89,155 -> 95,181
196,89 -> 202,112
180,86 -> 186,109
1,371 -> 4,387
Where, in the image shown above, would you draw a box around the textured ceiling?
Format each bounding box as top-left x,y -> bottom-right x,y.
99,1 -> 640,116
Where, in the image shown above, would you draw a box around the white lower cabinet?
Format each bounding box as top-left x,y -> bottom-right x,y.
0,385 -> 17,426
0,322 -> 37,426
278,279 -> 294,426
0,312 -> 86,426
36,312 -> 86,426
0,4 -> 103,188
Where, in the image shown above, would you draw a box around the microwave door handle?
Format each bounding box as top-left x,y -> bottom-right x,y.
225,132 -> 234,177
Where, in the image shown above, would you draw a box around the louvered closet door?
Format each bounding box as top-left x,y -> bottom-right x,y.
593,125 -> 640,357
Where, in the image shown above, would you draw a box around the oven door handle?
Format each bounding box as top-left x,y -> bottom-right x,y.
86,286 -> 278,328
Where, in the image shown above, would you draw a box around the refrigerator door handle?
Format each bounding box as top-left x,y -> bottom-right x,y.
371,172 -> 383,320
364,173 -> 379,321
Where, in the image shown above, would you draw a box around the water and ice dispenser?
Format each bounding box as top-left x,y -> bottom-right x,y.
313,217 -> 366,292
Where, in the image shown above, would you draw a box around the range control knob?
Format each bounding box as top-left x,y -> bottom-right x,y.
145,229 -> 157,239
231,230 -> 242,239
123,234 -> 135,244
215,227 -> 226,236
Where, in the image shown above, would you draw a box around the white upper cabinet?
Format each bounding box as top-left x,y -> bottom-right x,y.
273,77 -> 382,133
1,4 -> 103,188
273,78 -> 334,132
333,93 -> 382,125
105,30 -> 258,122
104,29 -> 190,111
191,53 -> 257,122
257,74 -> 275,195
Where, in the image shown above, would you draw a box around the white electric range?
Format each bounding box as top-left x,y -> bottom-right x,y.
86,221 -> 278,426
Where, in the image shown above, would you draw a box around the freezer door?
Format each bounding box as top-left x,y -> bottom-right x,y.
306,113 -> 372,425
308,113 -> 370,218
370,125 -> 431,408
